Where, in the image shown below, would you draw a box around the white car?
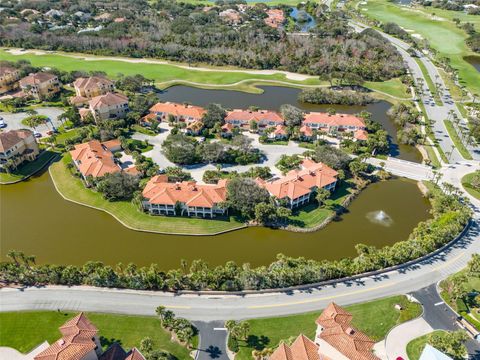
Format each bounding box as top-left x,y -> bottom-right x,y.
0,120 -> 6,128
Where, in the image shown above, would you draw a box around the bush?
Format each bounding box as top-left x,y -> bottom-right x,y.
228,336 -> 239,353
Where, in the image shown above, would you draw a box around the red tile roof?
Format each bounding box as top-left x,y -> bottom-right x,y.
270,335 -> 320,360
354,129 -> 368,141
259,159 -> 337,201
19,72 -> 57,86
73,76 -> 113,91
142,176 -> 227,208
124,348 -> 146,360
89,92 -> 128,110
303,113 -> 365,128
299,125 -> 313,137
0,129 -> 34,152
225,109 -> 283,124
316,303 -> 380,360
150,102 -> 205,120
273,124 -> 287,135
264,9 -> 285,28
34,313 -> 98,360
70,140 -> 121,178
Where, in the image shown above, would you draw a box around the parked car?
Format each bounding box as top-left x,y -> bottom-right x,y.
34,131 -> 42,138
0,120 -> 6,128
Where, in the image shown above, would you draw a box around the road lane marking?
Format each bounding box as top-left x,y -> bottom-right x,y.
213,328 -> 227,331
247,282 -> 395,309
165,305 -> 191,309
434,301 -> 444,306
432,252 -> 464,271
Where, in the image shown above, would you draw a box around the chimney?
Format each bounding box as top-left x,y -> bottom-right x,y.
345,327 -> 355,335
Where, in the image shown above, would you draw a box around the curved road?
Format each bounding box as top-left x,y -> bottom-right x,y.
1,161 -> 478,321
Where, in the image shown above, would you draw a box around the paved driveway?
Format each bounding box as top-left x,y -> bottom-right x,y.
0,342 -> 49,360
0,107 -> 65,136
194,321 -> 230,360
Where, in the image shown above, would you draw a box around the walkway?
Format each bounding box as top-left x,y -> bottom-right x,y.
384,317 -> 433,360
0,342 -> 49,360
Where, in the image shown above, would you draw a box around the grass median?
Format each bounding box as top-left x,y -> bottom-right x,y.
462,171 -> 480,200
234,295 -> 422,360
49,154 -> 245,235
443,120 -> 473,160
0,311 -> 192,359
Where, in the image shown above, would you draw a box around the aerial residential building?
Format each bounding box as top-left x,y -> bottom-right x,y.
70,139 -> 121,179
264,9 -> 285,28
299,125 -> 314,141
269,124 -> 288,140
221,123 -> 235,138
0,66 -> 21,94
185,120 -> 204,136
142,175 -> 228,218
81,92 -> 129,122
34,312 -> 146,360
302,112 -> 366,134
354,129 -> 369,141
219,9 -> 242,24
0,129 -> 40,168
270,303 -> 380,360
73,76 -> 115,99
19,72 -> 60,99
256,159 -> 338,208
225,109 -> 283,131
149,102 -> 206,123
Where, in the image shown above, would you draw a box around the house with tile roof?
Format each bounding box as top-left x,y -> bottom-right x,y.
268,124 -> 288,140
0,65 -> 21,94
264,9 -> 285,28
302,113 -> 366,138
82,92 -> 129,122
70,140 -> 122,180
19,72 -> 60,99
256,159 -> 337,209
314,303 -> 380,360
142,175 -> 228,217
270,303 -> 380,360
225,109 -> 284,132
73,76 -> 115,99
299,125 -> 315,141
0,129 -> 40,168
34,313 -> 146,360
185,120 -> 205,136
149,102 -> 206,123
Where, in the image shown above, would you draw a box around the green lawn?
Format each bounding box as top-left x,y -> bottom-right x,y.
286,181 -> 353,229
235,295 -> 422,360
0,151 -> 58,184
52,128 -> 81,145
462,171 -> 480,200
443,120 -> 473,160
49,154 -> 245,235
359,0 -> 480,95
0,49 -> 408,99
406,330 -> 445,360
423,143 -> 441,168
414,58 -> 443,106
0,311 -> 192,359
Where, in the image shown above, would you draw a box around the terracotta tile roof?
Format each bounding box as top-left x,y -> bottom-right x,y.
140,113 -> 158,124
225,109 -> 283,124
260,160 -> 337,201
34,313 -> 98,360
149,102 -> 206,120
221,123 -> 234,133
299,125 -> 313,137
142,176 -> 227,208
125,348 -> 146,360
101,139 -> 122,151
354,129 -> 368,141
70,140 -> 121,178
303,113 -> 365,128
264,9 -> 285,28
0,66 -> 18,77
19,72 -> 57,86
270,335 -> 320,360
186,120 -> 204,132
89,92 -> 128,110
273,124 -> 287,135
70,95 -> 88,105
0,129 -> 34,152
73,76 -> 113,91
316,303 -> 379,360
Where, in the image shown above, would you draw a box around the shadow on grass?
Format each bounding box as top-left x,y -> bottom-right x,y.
245,335 -> 270,351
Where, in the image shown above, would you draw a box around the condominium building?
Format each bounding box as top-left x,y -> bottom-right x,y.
73,76 -> 115,99
81,92 -> 129,122
0,129 -> 40,167
0,66 -> 21,94
149,102 -> 206,123
19,72 -> 60,99
142,175 -> 228,218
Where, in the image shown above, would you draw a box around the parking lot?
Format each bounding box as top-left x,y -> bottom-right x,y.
0,107 -> 65,135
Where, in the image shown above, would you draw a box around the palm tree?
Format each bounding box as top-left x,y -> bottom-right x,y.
156,305 -> 166,323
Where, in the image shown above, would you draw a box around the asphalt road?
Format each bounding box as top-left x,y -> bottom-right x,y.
194,321 -> 230,360
412,284 -> 480,359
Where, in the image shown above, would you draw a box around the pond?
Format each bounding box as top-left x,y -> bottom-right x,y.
157,85 -> 422,162
289,7 -> 316,32
0,169 -> 431,269
465,56 -> 480,73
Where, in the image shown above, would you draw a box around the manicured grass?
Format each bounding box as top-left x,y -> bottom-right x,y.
49,154 -> 245,235
414,58 -> 443,106
443,120 -> 473,160
53,128 -> 81,145
423,143 -> 441,168
131,125 -> 157,136
360,0 -> 480,96
0,151 -> 58,184
235,295 -> 422,360
286,181 -> 353,228
406,330 -> 445,360
461,171 -> 480,200
0,49 -> 409,99
0,311 -> 192,359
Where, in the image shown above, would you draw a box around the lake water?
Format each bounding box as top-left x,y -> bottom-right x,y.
465,56 -> 480,73
0,170 -> 431,269
157,85 -> 422,162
